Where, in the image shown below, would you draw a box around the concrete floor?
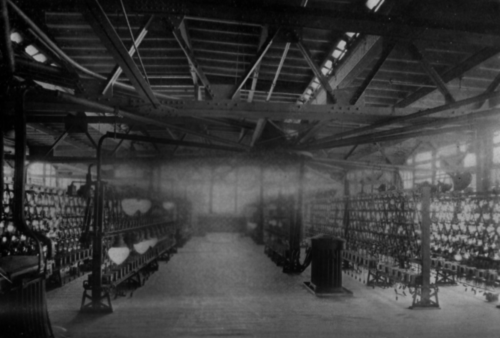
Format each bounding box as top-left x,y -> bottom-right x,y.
48,233 -> 500,338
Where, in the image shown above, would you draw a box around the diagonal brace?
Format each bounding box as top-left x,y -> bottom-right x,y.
231,28 -> 280,100
295,39 -> 336,103
82,0 -> 160,107
102,16 -> 154,96
408,43 -> 455,104
171,19 -> 214,99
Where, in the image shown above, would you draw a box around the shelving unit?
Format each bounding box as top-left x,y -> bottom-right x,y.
80,180 -> 180,313
305,187 -> 500,308
263,194 -> 298,270
2,177 -> 93,288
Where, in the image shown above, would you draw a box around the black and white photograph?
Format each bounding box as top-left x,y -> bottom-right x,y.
1,0 -> 500,337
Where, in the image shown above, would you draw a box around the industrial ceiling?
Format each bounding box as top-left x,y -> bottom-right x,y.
2,0 -> 500,177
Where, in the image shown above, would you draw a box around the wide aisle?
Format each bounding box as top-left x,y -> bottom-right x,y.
48,233 -> 500,338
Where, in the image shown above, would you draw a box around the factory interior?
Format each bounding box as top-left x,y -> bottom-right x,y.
2,0 -> 500,337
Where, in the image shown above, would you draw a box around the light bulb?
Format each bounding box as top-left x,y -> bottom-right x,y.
108,247 -> 130,265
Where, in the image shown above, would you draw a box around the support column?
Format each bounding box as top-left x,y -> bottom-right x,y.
421,186 -> 431,299
257,164 -> 265,244
476,125 -> 493,192
410,185 -> 439,309
209,167 -> 214,214
234,167 -> 239,213
294,159 -> 305,250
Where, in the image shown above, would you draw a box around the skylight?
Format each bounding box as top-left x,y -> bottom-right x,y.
25,44 -> 39,56
337,40 -> 346,51
10,32 -> 22,43
33,53 -> 47,63
366,0 -> 385,12
332,49 -> 342,59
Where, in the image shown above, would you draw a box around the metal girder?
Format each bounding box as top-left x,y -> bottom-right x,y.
296,122 -> 325,144
110,125 -> 133,156
171,19 -> 214,99
313,36 -> 382,105
25,115 -> 124,124
29,123 -> 92,149
133,0 -> 500,48
472,72 -> 500,109
395,47 -> 499,107
24,113 -> 251,131
44,130 -> 69,157
231,29 -> 280,100
247,26 -> 268,103
349,41 -> 395,105
302,124 -> 481,151
267,43 -> 290,102
103,132 -> 244,153
172,133 -> 187,154
177,20 -> 198,96
312,157 -> 433,173
295,40 -> 336,103
310,89 -> 500,145
84,130 -> 98,149
56,93 -> 477,124
55,91 -> 250,149
250,119 -> 267,147
82,0 -> 160,107
14,58 -> 80,89
376,143 -> 393,165
344,144 -> 358,160
408,43 -> 455,104
247,27 -> 270,146
1,0 -> 15,77
102,15 -> 154,96
250,40 -> 289,145
301,106 -> 500,151
139,128 -> 160,153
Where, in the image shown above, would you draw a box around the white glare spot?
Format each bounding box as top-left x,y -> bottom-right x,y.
25,45 -> 39,56
10,32 -> 22,43
33,54 -> 47,63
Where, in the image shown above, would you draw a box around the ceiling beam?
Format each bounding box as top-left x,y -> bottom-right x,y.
110,125 -> 133,156
301,106 -> 500,151
55,91 -> 250,149
310,89 -> 500,144
312,36 -> 383,105
82,0 -> 161,107
303,124 -> 480,151
343,144 -> 358,160
43,130 -> 69,157
28,123 -> 94,151
348,41 -> 395,105
231,29 -> 280,100
395,47 -> 499,107
250,41 -> 291,147
407,43 -> 455,104
472,71 -> 500,110
250,119 -> 267,147
132,0 -> 500,48
296,40 -> 336,103
296,122 -> 325,145
247,26 -> 268,104
34,91 -> 479,124
171,18 -> 215,99
102,15 -> 154,96
103,132 -> 244,153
